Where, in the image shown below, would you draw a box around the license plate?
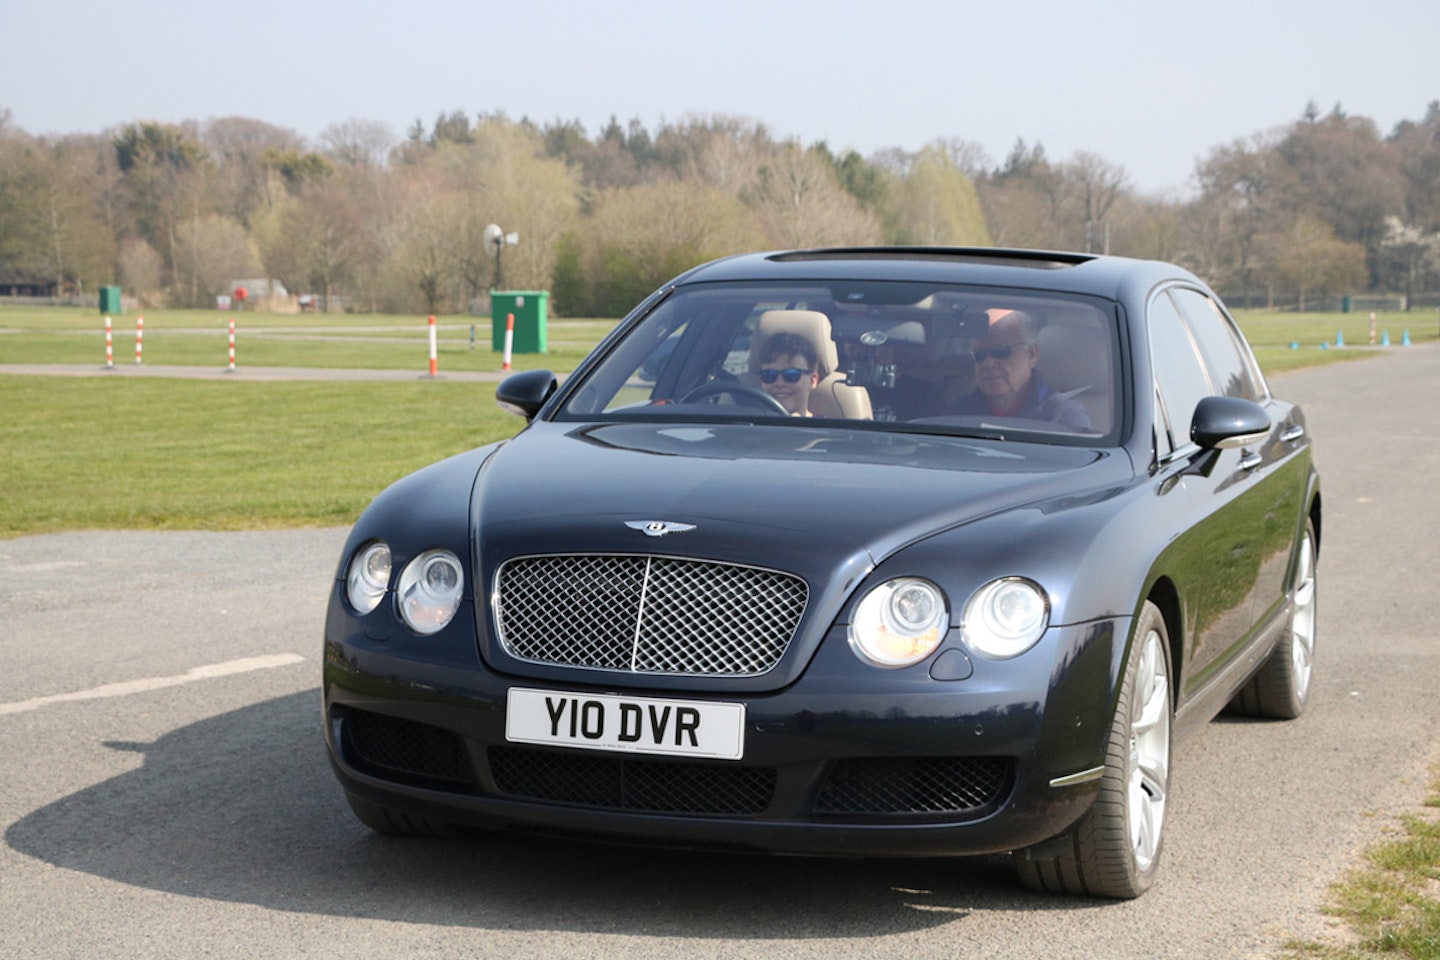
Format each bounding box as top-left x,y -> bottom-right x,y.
505,688 -> 745,760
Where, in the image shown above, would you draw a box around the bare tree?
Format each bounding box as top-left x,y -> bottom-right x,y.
1263,214 -> 1367,309
321,119 -> 396,170
1190,131 -> 1286,305
1066,151 -> 1128,253
1,134 -> 116,292
891,143 -> 991,246
174,214 -> 262,307
113,122 -> 210,287
744,144 -> 881,248
200,117 -> 305,228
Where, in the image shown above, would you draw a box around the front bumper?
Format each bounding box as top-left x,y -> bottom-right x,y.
322,591 -> 1127,858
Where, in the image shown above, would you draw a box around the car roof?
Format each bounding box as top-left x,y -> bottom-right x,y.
670,247 -> 1205,304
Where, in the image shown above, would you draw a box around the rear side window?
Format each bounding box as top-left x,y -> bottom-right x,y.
1170,288 -> 1263,402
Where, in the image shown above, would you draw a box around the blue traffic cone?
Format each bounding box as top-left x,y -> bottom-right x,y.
1382,330 -> 1391,346
1336,330 -> 1345,347
1402,329 -> 1411,346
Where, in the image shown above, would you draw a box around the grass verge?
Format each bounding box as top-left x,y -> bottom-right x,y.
1283,767 -> 1440,959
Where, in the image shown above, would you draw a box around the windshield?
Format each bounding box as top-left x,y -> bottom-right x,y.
557,281 -> 1120,444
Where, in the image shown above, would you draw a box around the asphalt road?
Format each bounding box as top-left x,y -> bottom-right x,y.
3,344 -> 1438,959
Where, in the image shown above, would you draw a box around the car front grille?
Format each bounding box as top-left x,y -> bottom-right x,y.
814,756 -> 1013,815
494,555 -> 808,676
489,747 -> 776,815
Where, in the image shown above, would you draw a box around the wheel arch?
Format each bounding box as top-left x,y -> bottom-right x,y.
1144,576 -> 1183,708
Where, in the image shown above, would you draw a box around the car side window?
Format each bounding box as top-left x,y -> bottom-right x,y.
1170,288 -> 1263,402
1148,292 -> 1212,455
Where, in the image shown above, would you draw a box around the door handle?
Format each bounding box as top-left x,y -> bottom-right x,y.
1239,451 -> 1263,471
1280,425 -> 1305,443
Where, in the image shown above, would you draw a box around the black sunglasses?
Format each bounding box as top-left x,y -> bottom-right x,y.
759,367 -> 809,384
972,344 -> 1016,362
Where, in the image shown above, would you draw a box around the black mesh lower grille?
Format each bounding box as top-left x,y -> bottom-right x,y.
489,747 -> 775,815
814,756 -> 1012,815
339,706 -> 475,784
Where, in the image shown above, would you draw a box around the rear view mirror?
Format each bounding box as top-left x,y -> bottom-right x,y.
930,307 -> 993,341
1190,396 -> 1270,449
497,370 -> 557,420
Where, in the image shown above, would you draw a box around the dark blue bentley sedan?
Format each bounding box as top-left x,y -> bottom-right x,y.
323,247 -> 1320,898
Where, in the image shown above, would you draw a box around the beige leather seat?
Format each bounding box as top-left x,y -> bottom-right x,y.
746,310 -> 872,419
1036,323 -> 1112,433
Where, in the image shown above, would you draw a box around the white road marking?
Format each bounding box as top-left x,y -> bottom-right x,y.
0,653 -> 306,716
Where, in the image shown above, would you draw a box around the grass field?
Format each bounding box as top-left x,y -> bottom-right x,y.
2,302 -> 1435,538
0,376 -> 521,536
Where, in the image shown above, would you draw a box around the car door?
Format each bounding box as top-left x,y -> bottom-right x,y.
1171,289 -> 1308,633
1147,287 -> 1278,696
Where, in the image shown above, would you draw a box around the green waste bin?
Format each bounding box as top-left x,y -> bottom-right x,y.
491,291 -> 549,354
99,286 -> 121,314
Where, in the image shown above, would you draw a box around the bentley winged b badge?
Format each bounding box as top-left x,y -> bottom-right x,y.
625,520 -> 697,538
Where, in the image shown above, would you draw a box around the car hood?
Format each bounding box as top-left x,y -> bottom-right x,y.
473,421 -> 1133,580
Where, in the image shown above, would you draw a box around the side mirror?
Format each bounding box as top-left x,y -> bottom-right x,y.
496,369 -> 557,420
1190,395 -> 1270,450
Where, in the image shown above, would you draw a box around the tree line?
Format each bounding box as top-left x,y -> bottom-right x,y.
1,100 -> 1437,316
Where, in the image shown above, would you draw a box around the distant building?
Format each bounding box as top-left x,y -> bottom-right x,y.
0,274 -> 59,298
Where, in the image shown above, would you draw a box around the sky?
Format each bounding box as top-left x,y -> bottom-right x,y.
2,0 -> 1436,196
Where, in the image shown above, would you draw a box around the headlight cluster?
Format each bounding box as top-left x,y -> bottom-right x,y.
848,576 -> 1050,668
345,541 -> 391,614
344,541 -> 464,635
961,577 -> 1049,659
848,578 -> 948,668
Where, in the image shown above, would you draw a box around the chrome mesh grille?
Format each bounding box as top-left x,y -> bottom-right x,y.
494,555 -> 807,676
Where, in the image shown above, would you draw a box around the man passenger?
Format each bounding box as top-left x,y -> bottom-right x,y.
949,310 -> 1091,430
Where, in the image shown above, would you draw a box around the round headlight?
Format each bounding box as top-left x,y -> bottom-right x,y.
963,578 -> 1050,659
345,541 -> 391,614
848,578 -> 948,668
397,549 -> 465,635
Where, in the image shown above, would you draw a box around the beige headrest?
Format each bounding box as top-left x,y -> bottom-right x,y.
1037,324 -> 1109,394
749,309 -> 838,378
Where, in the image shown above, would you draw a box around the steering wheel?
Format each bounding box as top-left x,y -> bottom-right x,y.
679,380 -> 789,416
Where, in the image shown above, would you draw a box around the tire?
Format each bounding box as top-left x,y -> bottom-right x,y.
1015,601 -> 1173,899
344,792 -> 459,838
1226,518 -> 1318,720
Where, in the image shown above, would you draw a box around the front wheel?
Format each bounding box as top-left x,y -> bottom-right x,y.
1015,601 -> 1173,898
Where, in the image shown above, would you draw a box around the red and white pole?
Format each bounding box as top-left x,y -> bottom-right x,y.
502,312 -> 515,370
104,315 -> 114,369
428,315 -> 438,377
135,316 -> 144,365
227,318 -> 237,372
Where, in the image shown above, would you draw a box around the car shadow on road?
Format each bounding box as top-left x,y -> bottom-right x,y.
4,690 -> 1109,936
